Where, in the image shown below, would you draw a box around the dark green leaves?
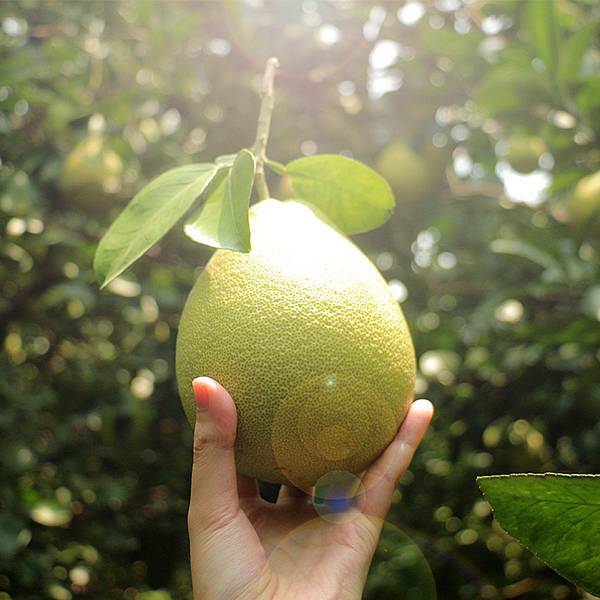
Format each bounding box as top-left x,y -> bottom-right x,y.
0,514 -> 28,560
284,154 -> 394,234
94,163 -> 218,287
478,474 -> 600,595
184,149 -> 254,252
490,239 -> 562,272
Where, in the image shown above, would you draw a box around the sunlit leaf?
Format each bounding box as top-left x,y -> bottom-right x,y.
184,149 -> 254,252
215,153 -> 237,166
94,163 -> 218,287
285,155 -> 394,234
524,0 -> 559,75
478,474 -> 600,595
29,500 -> 72,527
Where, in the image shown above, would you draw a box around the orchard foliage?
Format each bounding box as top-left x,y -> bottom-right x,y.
1,1 -> 599,599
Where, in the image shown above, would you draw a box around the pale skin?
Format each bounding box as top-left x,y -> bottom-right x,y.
188,376 -> 434,600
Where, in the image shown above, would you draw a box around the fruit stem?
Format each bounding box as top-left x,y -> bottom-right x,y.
252,57 -> 279,201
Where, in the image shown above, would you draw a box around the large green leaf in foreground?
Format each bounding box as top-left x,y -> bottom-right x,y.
477,474 -> 600,595
285,154 -> 394,234
184,149 -> 254,252
95,163 -> 218,287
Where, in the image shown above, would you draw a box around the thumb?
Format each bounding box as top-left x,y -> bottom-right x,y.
188,377 -> 240,533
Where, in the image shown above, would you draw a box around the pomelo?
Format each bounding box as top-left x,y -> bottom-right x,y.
568,170 -> 600,233
375,141 -> 429,204
176,199 -> 415,489
59,134 -> 123,212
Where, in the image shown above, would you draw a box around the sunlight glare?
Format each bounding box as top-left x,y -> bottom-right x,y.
496,162 -> 551,206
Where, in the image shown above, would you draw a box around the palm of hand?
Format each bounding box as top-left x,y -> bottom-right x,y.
187,378 -> 432,600
232,493 -> 380,600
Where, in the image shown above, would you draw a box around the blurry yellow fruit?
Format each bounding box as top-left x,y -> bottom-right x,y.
176,199 -> 415,489
568,170 -> 600,231
59,134 -> 123,211
506,135 -> 546,174
375,141 -> 430,203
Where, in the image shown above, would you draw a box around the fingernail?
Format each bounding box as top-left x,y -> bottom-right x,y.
192,378 -> 210,411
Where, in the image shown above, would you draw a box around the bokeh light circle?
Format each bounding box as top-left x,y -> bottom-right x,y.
313,470 -> 364,524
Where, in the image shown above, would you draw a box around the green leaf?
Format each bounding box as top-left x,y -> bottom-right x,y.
475,64 -> 552,116
94,163 -> 218,287
285,154 -> 394,234
265,157 -> 287,175
490,239 -> 563,273
477,474 -> 600,595
215,153 -> 237,166
184,149 -> 254,252
524,0 -> 559,75
557,23 -> 595,90
0,514 -> 27,560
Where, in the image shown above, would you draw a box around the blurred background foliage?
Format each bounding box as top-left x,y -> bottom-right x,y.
1,0 -> 599,598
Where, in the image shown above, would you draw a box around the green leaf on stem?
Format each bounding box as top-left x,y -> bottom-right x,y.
477,473 -> 600,595
265,157 -> 286,175
285,154 -> 394,234
95,163 -> 219,288
215,153 -> 237,167
184,149 -> 254,252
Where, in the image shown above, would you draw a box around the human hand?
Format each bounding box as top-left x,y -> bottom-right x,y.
187,377 -> 433,600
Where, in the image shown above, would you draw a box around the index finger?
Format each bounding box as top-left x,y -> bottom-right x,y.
359,399 -> 434,520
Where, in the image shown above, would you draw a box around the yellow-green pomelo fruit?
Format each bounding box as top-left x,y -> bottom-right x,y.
506,135 -> 546,174
176,199 -> 415,489
375,142 -> 429,203
568,170 -> 600,231
59,134 -> 123,212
